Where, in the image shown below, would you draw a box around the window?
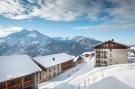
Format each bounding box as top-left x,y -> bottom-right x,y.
0,82 -> 6,89
54,72 -> 56,76
110,59 -> 112,65
54,67 -> 55,70
40,72 -> 42,80
106,44 -> 108,47
96,54 -> 100,58
104,54 -> 107,59
49,68 -> 51,72
49,75 -> 51,78
111,43 -> 113,47
110,59 -> 112,62
110,48 -> 112,52
110,43 -> 113,52
110,54 -> 112,57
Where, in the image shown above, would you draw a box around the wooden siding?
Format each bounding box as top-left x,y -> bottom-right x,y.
95,50 -> 108,66
0,74 -> 35,89
61,60 -> 73,71
95,48 -> 128,67
95,40 -> 128,49
76,56 -> 83,64
96,51 -> 107,59
95,59 -> 107,66
77,56 -> 83,63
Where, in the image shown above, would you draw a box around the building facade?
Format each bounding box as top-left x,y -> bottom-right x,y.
73,56 -> 84,66
35,64 -> 62,83
95,40 -> 128,66
0,55 -> 41,89
0,74 -> 38,89
82,51 -> 95,60
33,53 -> 74,83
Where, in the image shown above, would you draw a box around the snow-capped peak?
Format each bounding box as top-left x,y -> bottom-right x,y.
0,30 -> 100,56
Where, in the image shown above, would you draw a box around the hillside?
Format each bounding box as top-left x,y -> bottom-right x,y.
0,29 -> 101,56
38,57 -> 135,89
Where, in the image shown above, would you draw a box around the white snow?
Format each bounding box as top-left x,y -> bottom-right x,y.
38,63 -> 86,89
82,51 -> 94,55
73,56 -> 80,62
0,39 -> 5,43
39,57 -> 135,89
27,33 -> 37,37
0,55 -> 41,82
31,41 -> 39,44
128,57 -> 135,63
38,57 -> 95,89
131,47 -> 135,51
84,64 -> 135,89
128,52 -> 134,57
33,53 -> 75,68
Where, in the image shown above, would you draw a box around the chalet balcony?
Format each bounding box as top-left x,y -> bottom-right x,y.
0,80 -> 33,89
24,80 -> 33,88
8,83 -> 22,89
96,60 -> 107,66
96,54 -> 107,59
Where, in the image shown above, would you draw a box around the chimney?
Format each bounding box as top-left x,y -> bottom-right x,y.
112,39 -> 114,41
52,57 -> 55,61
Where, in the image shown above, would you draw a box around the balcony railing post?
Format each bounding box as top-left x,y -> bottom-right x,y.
22,76 -> 24,89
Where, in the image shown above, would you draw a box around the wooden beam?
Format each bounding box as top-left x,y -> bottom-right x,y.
22,76 -> 24,89
6,81 -> 7,89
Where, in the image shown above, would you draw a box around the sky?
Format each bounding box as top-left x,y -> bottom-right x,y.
0,0 -> 135,44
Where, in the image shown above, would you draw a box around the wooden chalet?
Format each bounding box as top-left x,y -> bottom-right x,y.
0,55 -> 41,89
82,51 -> 95,60
73,56 -> 84,66
33,53 -> 75,83
94,39 -> 128,66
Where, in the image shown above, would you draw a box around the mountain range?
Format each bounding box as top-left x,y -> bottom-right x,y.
0,29 -> 101,57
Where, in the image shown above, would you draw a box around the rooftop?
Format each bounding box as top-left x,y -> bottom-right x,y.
33,53 -> 75,68
0,55 -> 41,82
95,40 -> 128,49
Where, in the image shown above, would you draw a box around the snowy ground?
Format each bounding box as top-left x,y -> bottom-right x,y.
38,60 -> 93,89
128,57 -> 135,63
39,57 -> 135,89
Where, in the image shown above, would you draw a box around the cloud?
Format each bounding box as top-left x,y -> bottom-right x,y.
0,0 -> 27,19
0,0 -> 135,23
74,22 -> 135,31
0,26 -> 23,37
0,0 -> 101,21
0,0 -> 107,21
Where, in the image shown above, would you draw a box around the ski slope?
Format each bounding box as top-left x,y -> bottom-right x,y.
39,57 -> 135,89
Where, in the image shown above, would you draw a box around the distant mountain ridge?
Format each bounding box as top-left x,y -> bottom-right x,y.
0,29 -> 101,57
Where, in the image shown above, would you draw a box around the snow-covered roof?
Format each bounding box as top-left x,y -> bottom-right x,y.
33,53 -> 75,68
95,40 -> 128,49
73,56 -> 80,62
82,51 -> 95,55
129,53 -> 135,57
0,55 -> 41,82
131,47 -> 135,50
73,56 -> 83,62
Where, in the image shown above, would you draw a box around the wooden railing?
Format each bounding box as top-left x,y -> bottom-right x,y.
8,83 -> 22,89
5,80 -> 32,89
96,60 -> 107,66
24,80 -> 32,88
